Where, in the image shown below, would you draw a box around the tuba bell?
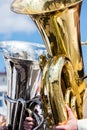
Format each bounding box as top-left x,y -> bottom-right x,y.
11,0 -> 86,129
0,41 -> 46,130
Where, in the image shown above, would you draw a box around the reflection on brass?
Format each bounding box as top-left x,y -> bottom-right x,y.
11,0 -> 86,129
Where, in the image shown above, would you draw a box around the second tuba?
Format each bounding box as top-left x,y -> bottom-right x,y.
0,41 -> 46,130
11,0 -> 86,129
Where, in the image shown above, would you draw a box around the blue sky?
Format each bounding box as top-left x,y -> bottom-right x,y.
0,0 -> 87,73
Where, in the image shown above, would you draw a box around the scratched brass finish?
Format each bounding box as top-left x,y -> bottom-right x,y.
11,0 -> 86,129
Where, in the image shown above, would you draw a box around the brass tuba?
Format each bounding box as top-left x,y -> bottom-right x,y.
11,0 -> 86,129
0,41 -> 46,130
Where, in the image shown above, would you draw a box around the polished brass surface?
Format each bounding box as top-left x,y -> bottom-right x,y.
11,0 -> 86,129
11,0 -> 82,15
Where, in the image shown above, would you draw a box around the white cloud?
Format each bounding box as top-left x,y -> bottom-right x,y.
0,0 -> 37,35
